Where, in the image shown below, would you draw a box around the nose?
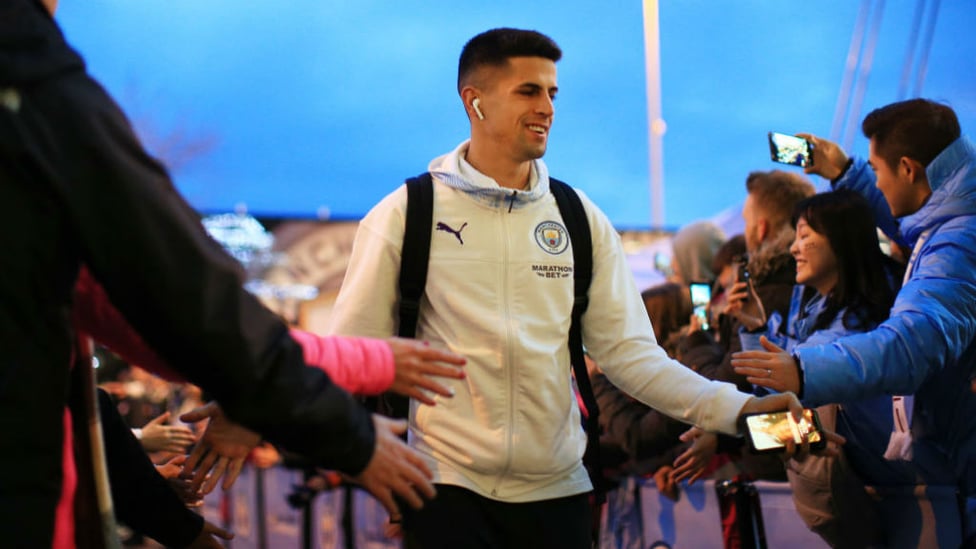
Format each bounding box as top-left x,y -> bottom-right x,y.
537,95 -> 554,118
789,237 -> 800,257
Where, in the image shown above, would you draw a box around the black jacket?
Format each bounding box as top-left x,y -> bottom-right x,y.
0,1 -> 374,544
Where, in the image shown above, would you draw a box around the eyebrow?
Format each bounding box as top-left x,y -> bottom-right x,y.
517,83 -> 559,94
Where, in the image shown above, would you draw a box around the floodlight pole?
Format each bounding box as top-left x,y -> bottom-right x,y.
642,0 -> 666,230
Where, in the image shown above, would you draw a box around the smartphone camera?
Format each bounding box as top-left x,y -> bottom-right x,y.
768,131 -> 814,168
731,255 -> 750,285
743,408 -> 826,454
689,281 -> 711,331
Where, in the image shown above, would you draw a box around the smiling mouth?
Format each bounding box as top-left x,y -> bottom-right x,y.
527,124 -> 548,135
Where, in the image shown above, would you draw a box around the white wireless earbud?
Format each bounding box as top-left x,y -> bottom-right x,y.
472,98 -> 485,120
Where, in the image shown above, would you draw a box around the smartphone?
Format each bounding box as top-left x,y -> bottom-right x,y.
689,281 -> 711,331
768,131 -> 814,168
743,408 -> 826,454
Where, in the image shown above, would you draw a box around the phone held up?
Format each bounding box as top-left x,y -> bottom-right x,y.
689,281 -> 711,331
742,408 -> 826,454
768,131 -> 814,168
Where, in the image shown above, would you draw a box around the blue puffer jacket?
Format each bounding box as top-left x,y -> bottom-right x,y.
796,136 -> 976,493
742,287 -> 924,486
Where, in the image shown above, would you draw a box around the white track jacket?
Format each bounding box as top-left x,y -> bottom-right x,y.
328,141 -> 751,502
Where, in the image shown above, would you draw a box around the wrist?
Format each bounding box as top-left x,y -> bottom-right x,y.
830,157 -> 854,185
792,352 -> 805,399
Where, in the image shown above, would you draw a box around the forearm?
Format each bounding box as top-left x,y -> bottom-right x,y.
57,77 -> 375,471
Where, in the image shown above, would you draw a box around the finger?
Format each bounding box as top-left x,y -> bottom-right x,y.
414,377 -> 456,399
374,489 -> 400,518
758,336 -> 784,352
147,412 -> 170,425
406,388 -> 437,407
688,469 -> 705,485
223,457 -> 246,490
419,362 -> 467,380
184,441 -> 207,473
394,479 -> 426,510
824,430 -> 846,446
419,348 -> 467,366
171,430 -> 198,442
191,450 -> 219,493
744,375 -> 777,390
202,457 -> 229,494
180,402 -> 216,423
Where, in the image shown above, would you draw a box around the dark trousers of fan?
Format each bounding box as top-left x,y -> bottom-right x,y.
401,485 -> 593,549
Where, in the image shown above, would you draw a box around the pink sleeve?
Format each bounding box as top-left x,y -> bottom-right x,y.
288,329 -> 394,395
73,266 -> 185,383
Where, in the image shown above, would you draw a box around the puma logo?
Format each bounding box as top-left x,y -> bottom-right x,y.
436,221 -> 468,245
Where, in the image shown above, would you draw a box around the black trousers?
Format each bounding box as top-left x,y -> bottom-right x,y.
403,484 -> 593,549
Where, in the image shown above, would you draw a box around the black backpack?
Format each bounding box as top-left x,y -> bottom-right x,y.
371,171 -> 604,503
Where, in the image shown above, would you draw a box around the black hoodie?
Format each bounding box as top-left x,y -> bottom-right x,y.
0,2 -> 374,545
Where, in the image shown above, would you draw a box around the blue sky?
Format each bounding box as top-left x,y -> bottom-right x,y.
56,1 -> 976,230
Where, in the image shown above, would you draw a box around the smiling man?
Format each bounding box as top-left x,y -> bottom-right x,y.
328,28 -> 801,548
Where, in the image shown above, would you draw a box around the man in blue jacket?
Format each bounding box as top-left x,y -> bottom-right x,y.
732,99 -> 976,537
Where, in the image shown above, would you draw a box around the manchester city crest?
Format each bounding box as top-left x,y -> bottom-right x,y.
534,221 -> 569,255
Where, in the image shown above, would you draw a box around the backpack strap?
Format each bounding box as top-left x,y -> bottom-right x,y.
398,173 -> 434,339
369,173 -> 433,422
549,178 -> 603,504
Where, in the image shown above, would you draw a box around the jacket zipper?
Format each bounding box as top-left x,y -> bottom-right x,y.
507,189 -> 518,213
492,207 -> 517,497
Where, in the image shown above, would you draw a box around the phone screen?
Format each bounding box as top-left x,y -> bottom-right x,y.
690,282 -> 711,331
768,131 -> 813,167
745,409 -> 823,452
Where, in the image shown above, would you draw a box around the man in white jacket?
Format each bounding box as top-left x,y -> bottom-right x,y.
329,27 -> 800,548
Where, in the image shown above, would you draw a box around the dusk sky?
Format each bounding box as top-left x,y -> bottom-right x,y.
57,1 -> 976,230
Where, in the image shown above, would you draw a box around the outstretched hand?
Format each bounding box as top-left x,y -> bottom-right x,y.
731,336 -> 801,393
352,414 -> 436,520
138,411 -> 197,453
387,337 -> 466,406
180,401 -> 259,494
671,427 -> 718,485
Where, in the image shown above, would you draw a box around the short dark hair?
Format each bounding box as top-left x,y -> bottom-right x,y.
861,98 -> 961,170
457,28 -> 562,93
745,170 -> 816,229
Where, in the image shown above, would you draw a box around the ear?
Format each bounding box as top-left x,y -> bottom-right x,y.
757,218 -> 770,243
460,86 -> 480,120
899,156 -> 927,185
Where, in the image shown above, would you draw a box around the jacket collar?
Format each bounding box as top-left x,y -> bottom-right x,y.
428,140 -> 551,210
901,136 -> 976,242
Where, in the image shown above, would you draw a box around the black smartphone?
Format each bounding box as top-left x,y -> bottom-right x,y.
743,408 -> 826,454
689,281 -> 711,331
768,131 -> 814,168
731,256 -> 750,285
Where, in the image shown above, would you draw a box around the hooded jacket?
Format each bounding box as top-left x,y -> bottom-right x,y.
797,137 -> 976,493
329,140 -> 751,502
1,2 -> 374,544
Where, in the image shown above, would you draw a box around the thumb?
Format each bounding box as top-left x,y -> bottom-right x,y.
147,412 -> 170,426
180,402 -> 217,423
380,416 -> 408,436
759,335 -> 783,353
